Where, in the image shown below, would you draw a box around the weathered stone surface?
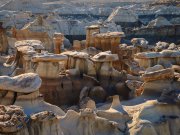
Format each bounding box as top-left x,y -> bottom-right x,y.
13,16 -> 54,53
53,32 -> 64,54
32,53 -> 68,62
97,95 -> 131,132
91,51 -> 119,62
131,38 -> 148,47
142,68 -> 174,82
0,23 -> 8,54
59,108 -> 123,135
126,80 -> 143,98
135,50 -> 180,68
0,73 -> 41,93
62,51 -> 89,59
115,82 -> 131,100
0,105 -> 28,133
158,89 -> 180,104
31,52 -> 68,79
107,7 -> 139,24
145,65 -> 164,73
154,42 -> 180,52
15,40 -> 44,51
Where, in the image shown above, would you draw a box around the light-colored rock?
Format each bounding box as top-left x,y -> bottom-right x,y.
107,7 -> 139,23
59,108 -> 122,135
13,16 -> 54,52
91,51 -> 119,62
155,41 -> 170,52
129,101 -> 180,135
32,52 -> 68,79
31,52 -> 68,62
0,73 -> 41,93
131,38 -> 149,47
135,50 -> 180,68
97,95 -> 131,131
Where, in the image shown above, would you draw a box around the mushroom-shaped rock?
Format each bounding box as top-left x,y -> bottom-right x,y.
0,73 -> 41,93
135,50 -> 180,68
32,52 -> 68,79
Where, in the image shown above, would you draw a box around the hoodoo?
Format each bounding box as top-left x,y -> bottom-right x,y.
0,0 -> 180,135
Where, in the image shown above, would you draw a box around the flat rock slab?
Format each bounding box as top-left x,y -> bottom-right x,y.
62,51 -> 89,59
142,68 -> 174,82
32,53 -> 68,62
135,50 -> 180,59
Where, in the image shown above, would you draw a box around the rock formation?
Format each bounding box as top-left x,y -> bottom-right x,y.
0,1 -> 180,135
107,7 -> 140,27
13,16 -> 55,53
135,50 -> 180,68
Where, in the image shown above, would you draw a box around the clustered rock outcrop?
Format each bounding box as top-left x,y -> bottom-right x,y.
0,1 -> 180,134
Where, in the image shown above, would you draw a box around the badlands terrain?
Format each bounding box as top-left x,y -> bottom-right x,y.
0,0 -> 180,135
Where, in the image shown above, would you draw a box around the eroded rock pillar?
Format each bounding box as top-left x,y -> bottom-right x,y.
86,25 -> 100,48
53,33 -> 64,54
